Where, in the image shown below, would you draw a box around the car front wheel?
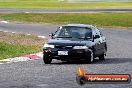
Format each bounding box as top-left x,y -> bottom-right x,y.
86,50 -> 94,63
43,55 -> 52,64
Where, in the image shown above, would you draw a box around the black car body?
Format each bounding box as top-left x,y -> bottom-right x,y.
43,24 -> 107,64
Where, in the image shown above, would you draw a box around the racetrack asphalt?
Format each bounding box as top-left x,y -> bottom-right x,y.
0,8 -> 132,13
0,22 -> 132,88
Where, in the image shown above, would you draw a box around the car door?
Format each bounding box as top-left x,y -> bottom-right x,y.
98,30 -> 107,54
93,28 -> 103,56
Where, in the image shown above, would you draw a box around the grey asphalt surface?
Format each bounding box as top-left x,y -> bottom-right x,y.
0,8 -> 132,13
0,22 -> 132,88
0,22 -> 58,37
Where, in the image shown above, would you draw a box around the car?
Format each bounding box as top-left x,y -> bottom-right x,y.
43,24 -> 107,64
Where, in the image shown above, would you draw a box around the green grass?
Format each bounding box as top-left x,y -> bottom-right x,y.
0,32 -> 44,60
0,13 -> 132,27
0,0 -> 60,2
0,1 -> 132,9
0,42 -> 38,60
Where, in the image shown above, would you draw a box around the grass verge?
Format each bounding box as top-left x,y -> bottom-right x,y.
0,13 -> 132,27
0,31 -> 45,60
0,2 -> 132,9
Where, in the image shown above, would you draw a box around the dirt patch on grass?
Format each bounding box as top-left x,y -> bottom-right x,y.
0,31 -> 46,60
0,31 -> 45,48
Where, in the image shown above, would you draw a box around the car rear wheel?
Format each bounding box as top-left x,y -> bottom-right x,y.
99,54 -> 105,60
43,55 -> 52,64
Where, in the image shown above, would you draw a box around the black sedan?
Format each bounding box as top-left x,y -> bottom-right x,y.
43,24 -> 107,64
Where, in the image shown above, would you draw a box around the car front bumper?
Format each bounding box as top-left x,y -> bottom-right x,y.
43,48 -> 92,61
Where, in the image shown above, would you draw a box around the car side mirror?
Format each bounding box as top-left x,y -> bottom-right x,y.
92,35 -> 100,42
94,35 -> 100,39
49,33 -> 54,37
49,33 -> 54,39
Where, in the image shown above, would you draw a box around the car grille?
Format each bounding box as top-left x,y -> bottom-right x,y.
55,45 -> 73,49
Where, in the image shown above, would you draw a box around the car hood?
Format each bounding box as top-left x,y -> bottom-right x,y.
47,38 -> 93,47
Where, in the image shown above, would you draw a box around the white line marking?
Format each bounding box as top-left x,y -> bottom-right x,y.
25,12 -> 30,13
27,34 -> 31,35
11,32 -> 16,33
0,59 -> 10,62
9,57 -> 30,63
38,36 -> 46,38
3,31 -> 8,32
0,52 -> 42,64
0,21 -> 8,24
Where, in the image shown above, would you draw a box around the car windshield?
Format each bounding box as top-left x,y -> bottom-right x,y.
54,26 -> 92,39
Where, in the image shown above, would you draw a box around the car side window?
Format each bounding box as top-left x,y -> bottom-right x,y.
54,27 -> 61,37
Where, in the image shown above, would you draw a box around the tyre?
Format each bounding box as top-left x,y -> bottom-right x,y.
99,47 -> 106,60
43,55 -> 52,64
99,54 -> 105,60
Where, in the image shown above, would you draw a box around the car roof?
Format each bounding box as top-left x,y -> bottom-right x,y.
62,24 -> 95,28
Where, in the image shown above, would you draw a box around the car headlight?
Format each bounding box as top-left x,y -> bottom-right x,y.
43,44 -> 54,48
73,46 -> 88,49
